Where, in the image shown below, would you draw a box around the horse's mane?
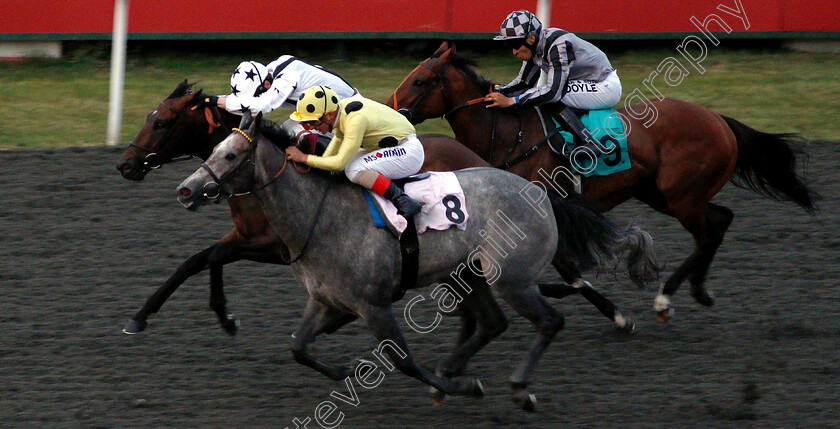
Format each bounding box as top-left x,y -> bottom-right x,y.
431,50 -> 493,93
167,80 -> 298,151
207,98 -> 296,150
259,120 -> 296,150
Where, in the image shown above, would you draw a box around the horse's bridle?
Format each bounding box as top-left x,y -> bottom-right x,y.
125,99 -> 196,172
392,60 -> 450,123
199,128 -> 263,200
394,59 -> 506,163
199,127 -> 329,265
394,60 -> 487,123
199,127 -> 311,200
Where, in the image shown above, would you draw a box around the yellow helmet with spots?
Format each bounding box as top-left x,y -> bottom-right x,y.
290,85 -> 340,122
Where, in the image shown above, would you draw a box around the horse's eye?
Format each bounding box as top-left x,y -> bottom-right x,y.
153,120 -> 168,130
413,79 -> 425,87
225,153 -> 236,161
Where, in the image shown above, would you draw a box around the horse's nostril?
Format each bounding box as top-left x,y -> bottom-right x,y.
178,187 -> 192,197
118,162 -> 131,172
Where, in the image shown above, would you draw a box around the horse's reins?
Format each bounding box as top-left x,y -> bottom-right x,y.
200,127 -> 325,264
200,100 -> 230,136
393,59 -> 549,172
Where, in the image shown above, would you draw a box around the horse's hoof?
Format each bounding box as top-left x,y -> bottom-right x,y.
512,390 -> 537,412
429,386 -> 447,405
220,314 -> 240,336
692,289 -> 715,307
469,378 -> 485,398
653,295 -> 672,323
453,376 -> 484,398
617,319 -> 636,333
614,314 -> 635,333
122,319 -> 147,335
655,307 -> 674,323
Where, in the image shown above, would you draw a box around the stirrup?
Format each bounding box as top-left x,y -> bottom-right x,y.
555,107 -> 601,156
394,194 -> 423,217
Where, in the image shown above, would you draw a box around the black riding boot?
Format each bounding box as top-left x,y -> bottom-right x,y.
556,106 -> 608,158
383,182 -> 423,217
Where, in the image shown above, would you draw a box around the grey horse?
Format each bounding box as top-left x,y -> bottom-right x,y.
175,117 -> 649,410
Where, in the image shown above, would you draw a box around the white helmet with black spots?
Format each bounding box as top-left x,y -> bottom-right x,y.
229,61 -> 268,98
289,85 -> 340,122
494,10 -> 542,42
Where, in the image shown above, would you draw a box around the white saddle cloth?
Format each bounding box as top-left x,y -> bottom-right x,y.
370,171 -> 468,234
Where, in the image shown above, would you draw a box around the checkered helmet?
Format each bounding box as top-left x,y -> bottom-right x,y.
229,61 -> 268,98
494,10 -> 542,41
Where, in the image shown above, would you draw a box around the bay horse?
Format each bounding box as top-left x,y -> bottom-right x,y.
174,115 -> 636,410
116,80 -> 655,338
387,41 -> 818,320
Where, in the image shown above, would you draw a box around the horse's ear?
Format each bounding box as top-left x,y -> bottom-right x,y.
239,110 -> 254,130
188,89 -> 204,110
249,112 -> 262,135
434,40 -> 450,56
439,45 -> 455,64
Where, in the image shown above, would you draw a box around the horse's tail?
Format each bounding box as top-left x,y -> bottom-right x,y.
722,115 -> 819,213
546,191 -> 660,288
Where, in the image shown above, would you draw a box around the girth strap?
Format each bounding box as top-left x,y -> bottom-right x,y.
495,128 -> 560,171
394,218 -> 420,301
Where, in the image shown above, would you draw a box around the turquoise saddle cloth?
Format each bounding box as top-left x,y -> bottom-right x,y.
554,108 -> 631,177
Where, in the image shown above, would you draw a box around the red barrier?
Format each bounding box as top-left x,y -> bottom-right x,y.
1,0 -> 838,38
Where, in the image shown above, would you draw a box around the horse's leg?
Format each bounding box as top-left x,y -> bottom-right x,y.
208,263 -> 238,335
687,203 -> 734,304
540,253 -> 635,332
123,232 -> 290,335
206,236 -> 291,335
654,200 -> 732,321
361,304 -> 485,398
575,279 -> 634,332
290,298 -> 359,381
429,306 -> 477,405
538,252 -> 580,298
430,277 -> 508,405
454,307 -> 477,349
123,245 -> 215,334
495,283 -> 565,412
633,186 -> 692,321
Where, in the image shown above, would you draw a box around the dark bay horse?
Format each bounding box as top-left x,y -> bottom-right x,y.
174,116 -> 636,410
387,42 -> 818,320
116,80 -> 654,337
